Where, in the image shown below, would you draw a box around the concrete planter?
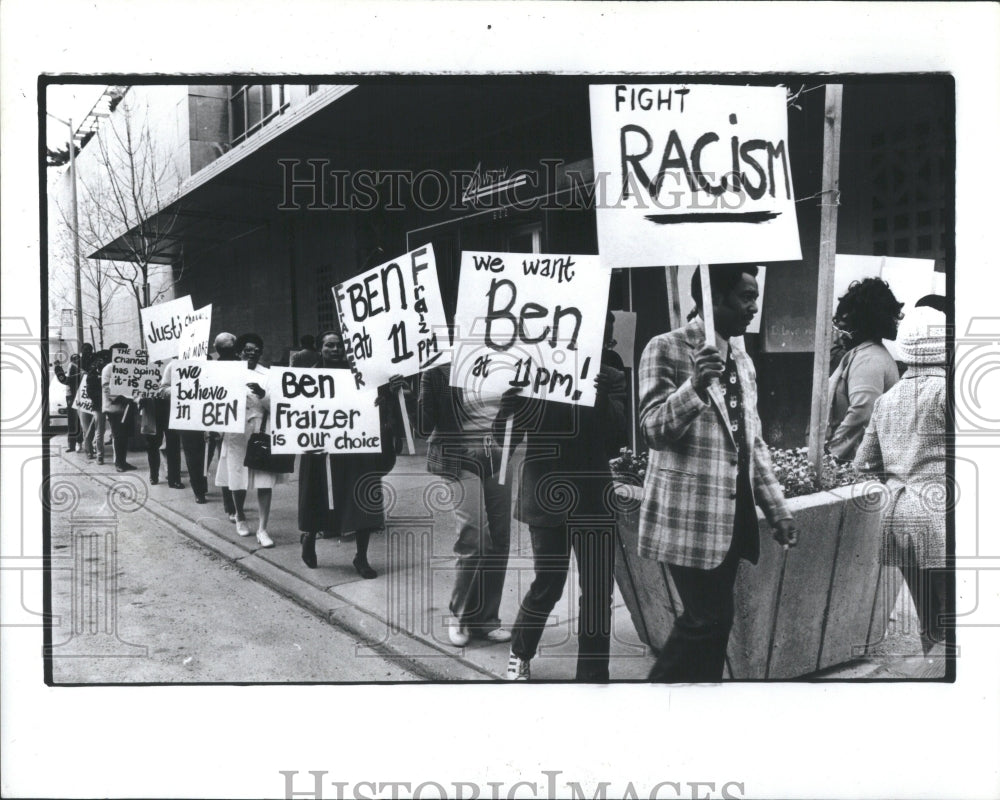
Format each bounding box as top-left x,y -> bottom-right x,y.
613,482 -> 887,679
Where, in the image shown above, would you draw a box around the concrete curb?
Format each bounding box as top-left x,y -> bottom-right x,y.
57,453 -> 496,682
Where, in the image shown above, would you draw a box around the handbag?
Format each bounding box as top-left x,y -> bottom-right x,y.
243,412 -> 295,473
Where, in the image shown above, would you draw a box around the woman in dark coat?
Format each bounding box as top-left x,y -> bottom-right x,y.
297,330 -> 406,578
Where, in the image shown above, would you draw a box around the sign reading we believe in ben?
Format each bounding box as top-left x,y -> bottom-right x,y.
332,245 -> 451,389
451,251 -> 611,407
268,367 -> 382,455
589,84 -> 802,266
168,360 -> 249,433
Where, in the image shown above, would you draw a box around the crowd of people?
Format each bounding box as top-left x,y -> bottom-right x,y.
53,270 -> 949,681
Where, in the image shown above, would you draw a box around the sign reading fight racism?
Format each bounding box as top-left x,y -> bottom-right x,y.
268,367 -> 382,454
168,360 -> 249,433
140,295 -> 195,361
451,251 -> 611,407
72,377 -> 94,414
177,304 -> 212,361
332,245 -> 450,389
589,83 -> 802,266
109,345 -> 163,401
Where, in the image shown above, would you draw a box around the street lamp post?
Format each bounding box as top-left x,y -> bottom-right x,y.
49,113 -> 85,353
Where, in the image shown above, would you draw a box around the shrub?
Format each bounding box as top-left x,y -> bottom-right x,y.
609,446 -> 859,498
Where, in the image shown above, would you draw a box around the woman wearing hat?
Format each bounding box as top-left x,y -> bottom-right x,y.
855,304 -> 948,657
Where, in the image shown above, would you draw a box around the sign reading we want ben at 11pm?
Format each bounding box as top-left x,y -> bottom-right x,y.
451,251 -> 611,407
589,83 -> 802,267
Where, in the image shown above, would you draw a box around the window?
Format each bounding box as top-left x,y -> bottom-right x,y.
228,84 -> 290,146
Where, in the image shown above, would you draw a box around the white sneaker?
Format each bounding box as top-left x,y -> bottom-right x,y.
228,513 -> 237,523
235,520 -> 252,537
482,628 -> 512,643
447,619 -> 469,647
256,529 -> 275,548
505,651 -> 530,681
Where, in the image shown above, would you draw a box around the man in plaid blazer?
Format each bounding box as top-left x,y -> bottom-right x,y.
638,264 -> 798,681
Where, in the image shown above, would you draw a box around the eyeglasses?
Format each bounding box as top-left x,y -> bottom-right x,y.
241,347 -> 261,356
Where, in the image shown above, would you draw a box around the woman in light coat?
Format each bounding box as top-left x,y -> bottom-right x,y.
215,333 -> 287,547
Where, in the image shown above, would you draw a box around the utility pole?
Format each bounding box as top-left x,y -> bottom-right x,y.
49,112 -> 85,353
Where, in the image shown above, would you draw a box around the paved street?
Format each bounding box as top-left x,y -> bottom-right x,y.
48,449 -> 421,683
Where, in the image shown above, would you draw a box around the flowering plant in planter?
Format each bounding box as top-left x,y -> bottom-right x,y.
609,446 -> 858,498
608,447 -> 648,486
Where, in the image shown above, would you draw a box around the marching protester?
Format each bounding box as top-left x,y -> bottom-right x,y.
101,344 -> 137,472
206,332 -> 239,521
214,333 -> 287,547
419,362 -> 513,646
139,365 -> 180,487
83,350 -> 110,463
826,277 -> 903,462
54,353 -> 82,451
157,360 -> 209,502
638,265 -> 798,682
297,330 -> 406,578
498,311 -> 628,681
855,305 -> 948,656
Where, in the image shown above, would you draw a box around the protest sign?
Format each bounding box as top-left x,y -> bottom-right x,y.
140,295 -> 195,361
451,251 -> 611,407
72,378 -> 94,414
833,255 -> 939,360
108,345 -> 163,401
177,304 -> 212,361
331,245 -> 450,388
589,83 -> 802,266
268,367 -> 382,454
168,360 -> 249,433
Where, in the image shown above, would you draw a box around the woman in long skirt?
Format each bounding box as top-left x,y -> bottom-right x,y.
297,330 -> 405,578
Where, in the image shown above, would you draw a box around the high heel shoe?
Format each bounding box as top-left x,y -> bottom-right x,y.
352,554 -> 377,579
300,532 -> 317,569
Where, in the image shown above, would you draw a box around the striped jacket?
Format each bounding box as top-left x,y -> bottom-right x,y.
638,318 -> 791,569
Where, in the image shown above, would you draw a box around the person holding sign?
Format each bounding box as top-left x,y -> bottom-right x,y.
826,277 -> 903,462
207,332 -> 240,522
296,331 -> 406,578
497,315 -> 628,682
102,344 -> 137,472
84,350 -> 110,463
139,365 -> 181,487
418,363 -> 513,646
158,361 -> 210,502
53,354 -> 82,451
638,265 -> 797,682
214,333 -> 287,547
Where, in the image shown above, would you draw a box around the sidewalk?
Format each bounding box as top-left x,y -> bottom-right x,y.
49,434 -> 934,681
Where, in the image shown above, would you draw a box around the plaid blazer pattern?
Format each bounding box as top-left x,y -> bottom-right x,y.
637,318 -> 791,569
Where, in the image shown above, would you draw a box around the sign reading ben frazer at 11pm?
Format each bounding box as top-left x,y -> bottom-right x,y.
268,367 -> 382,455
332,245 -> 451,389
589,83 -> 802,267
450,251 -> 611,407
168,359 -> 249,433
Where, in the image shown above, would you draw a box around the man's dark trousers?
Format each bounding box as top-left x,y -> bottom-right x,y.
179,430 -> 208,499
648,475 -> 756,682
511,523 -> 617,681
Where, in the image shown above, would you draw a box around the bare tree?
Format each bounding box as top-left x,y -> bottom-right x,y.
78,92 -> 185,342
52,187 -> 124,349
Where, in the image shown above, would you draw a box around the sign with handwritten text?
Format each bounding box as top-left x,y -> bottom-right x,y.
168,360 -> 248,433
451,251 -> 611,407
109,345 -> 163,401
589,83 -> 802,266
72,377 -> 94,414
268,367 -> 382,454
332,245 -> 450,389
177,304 -> 212,361
140,296 -> 195,361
